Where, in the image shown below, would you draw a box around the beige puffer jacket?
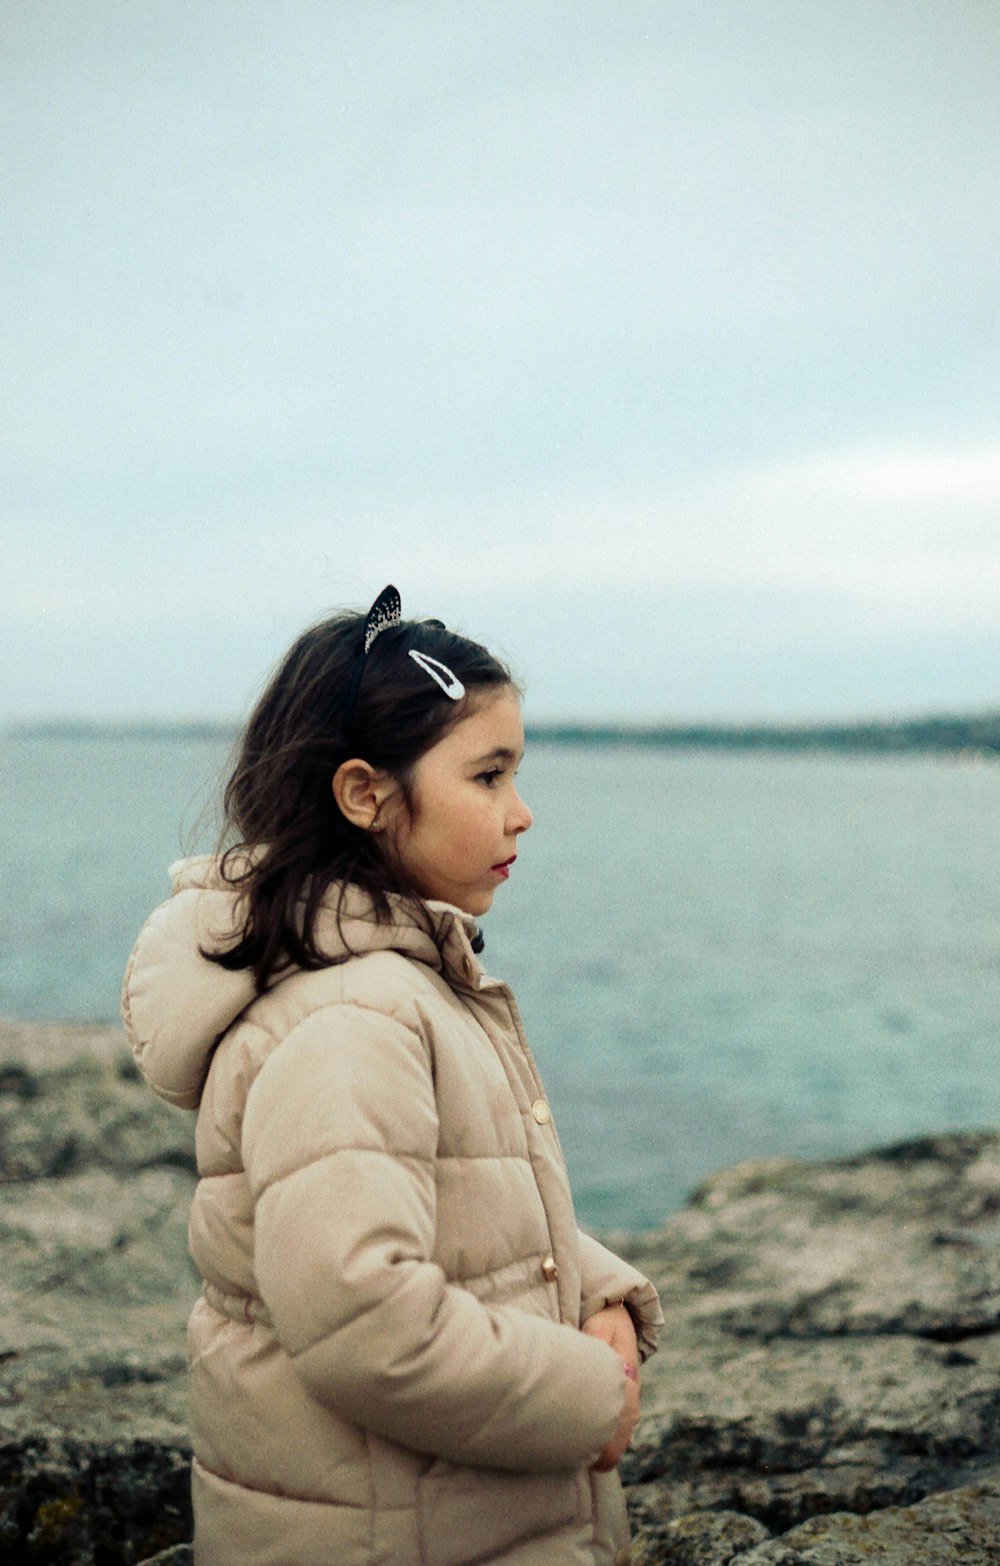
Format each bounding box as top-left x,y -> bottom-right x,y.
122,857 -> 663,1566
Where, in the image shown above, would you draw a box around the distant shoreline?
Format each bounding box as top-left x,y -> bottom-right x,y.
6,712 -> 1000,755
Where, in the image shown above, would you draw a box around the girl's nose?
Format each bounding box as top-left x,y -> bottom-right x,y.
510,792 -> 533,835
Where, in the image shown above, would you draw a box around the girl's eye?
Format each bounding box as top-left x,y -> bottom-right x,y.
477,768 -> 503,787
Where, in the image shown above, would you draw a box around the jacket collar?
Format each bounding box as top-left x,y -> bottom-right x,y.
171,855 -> 486,991
123,856 -> 488,1111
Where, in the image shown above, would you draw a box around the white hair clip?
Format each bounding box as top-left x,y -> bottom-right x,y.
408,649 -> 465,700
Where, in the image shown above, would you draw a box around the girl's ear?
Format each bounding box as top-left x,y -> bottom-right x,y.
332,759 -> 397,831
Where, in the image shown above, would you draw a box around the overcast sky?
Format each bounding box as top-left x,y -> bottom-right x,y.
3,1 -> 999,722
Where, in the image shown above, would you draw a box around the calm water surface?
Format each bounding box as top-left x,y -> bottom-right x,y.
2,733 -> 998,1227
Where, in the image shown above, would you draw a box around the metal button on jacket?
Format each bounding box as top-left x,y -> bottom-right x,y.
541,1255 -> 559,1283
531,1098 -> 551,1125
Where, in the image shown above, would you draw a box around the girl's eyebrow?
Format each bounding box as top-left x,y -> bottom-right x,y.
470,746 -> 521,765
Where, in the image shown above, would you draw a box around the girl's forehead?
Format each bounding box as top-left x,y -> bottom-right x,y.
439,686 -> 524,757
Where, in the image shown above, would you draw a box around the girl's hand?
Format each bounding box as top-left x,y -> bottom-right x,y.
590,1367 -> 640,1472
583,1303 -> 640,1471
582,1301 -> 638,1364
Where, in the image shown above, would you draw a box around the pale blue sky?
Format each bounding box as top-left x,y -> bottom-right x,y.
3,1 -> 999,721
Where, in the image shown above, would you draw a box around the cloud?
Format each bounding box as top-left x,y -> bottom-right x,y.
319,444 -> 1000,618
764,449 -> 1000,508
3,4 -> 999,719
7,444 -> 998,638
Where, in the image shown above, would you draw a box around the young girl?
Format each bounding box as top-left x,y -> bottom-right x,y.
122,588 -> 662,1566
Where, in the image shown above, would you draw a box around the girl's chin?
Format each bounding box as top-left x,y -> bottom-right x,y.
415,879 -> 496,917
453,888 -> 495,917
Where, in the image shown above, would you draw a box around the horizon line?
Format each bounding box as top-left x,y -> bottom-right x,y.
5,708 -> 1000,756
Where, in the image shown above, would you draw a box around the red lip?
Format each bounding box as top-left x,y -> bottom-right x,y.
491,855 -> 517,877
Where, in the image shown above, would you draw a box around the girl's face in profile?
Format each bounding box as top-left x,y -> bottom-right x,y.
388,686 -> 533,916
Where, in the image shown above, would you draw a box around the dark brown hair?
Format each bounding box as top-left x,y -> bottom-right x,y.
208,607 -> 513,990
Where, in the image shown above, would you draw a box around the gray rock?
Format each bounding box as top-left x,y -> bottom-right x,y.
628,1505 -> 770,1564
610,1133 -> 1000,1560
136,1548 -> 193,1566
6,1022 -> 1000,1563
1,1023 -> 195,1563
737,1478 -> 1000,1564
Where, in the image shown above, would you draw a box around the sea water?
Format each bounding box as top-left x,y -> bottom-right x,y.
1,732 -> 998,1228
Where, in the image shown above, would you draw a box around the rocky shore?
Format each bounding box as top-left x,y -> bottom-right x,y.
3,1020 -> 1000,1564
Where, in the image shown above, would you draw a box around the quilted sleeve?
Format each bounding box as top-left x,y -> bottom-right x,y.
577,1230 -> 664,1363
243,1004 -> 628,1473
